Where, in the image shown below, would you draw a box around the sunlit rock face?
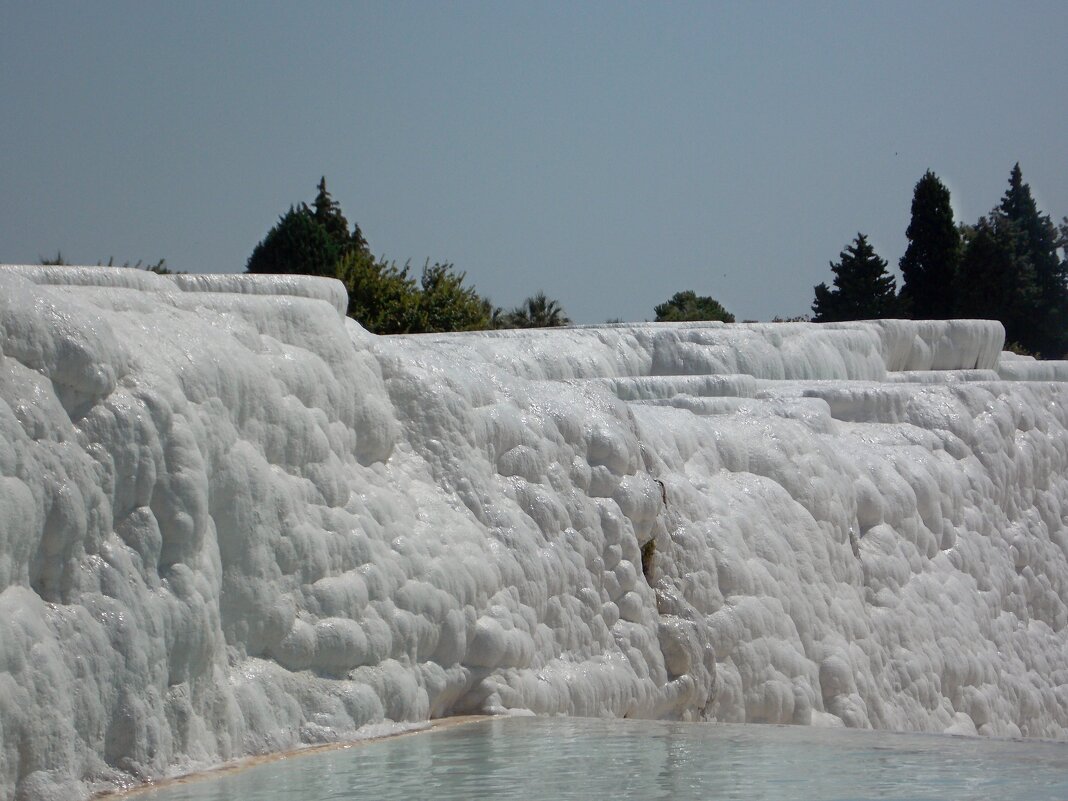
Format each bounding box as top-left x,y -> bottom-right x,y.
1,265 -> 1066,800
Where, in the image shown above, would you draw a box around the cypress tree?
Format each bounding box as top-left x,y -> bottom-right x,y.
899,170 -> 960,319
812,234 -> 898,322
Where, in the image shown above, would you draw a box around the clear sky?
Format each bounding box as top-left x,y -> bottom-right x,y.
2,1 -> 1065,323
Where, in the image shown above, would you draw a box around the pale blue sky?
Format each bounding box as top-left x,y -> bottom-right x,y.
2,1 -> 1065,323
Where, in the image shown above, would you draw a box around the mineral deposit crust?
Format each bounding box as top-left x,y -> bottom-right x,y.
0,266 -> 1065,800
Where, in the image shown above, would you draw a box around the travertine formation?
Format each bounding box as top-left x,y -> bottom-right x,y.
1,266 -> 1065,800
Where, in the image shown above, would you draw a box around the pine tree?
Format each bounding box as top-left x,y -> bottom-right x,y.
246,178 -> 497,334
812,234 -> 898,322
996,164 -> 1066,355
247,178 -> 370,277
956,215 -> 1038,351
1060,216 -> 1068,286
899,170 -> 960,319
312,176 -> 368,255
246,205 -> 340,276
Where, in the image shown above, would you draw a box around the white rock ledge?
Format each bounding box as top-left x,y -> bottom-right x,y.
2,268 -> 1068,800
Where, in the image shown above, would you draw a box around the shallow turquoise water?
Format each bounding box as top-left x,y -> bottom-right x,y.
139,717 -> 1068,801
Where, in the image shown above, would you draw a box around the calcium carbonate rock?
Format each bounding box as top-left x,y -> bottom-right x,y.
2,265 -> 1068,800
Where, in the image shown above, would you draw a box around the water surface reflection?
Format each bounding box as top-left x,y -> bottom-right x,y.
139,717 -> 1068,801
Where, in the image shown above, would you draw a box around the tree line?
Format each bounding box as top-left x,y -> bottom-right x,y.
246,179 -> 740,332
812,164 -> 1068,357
30,166 -> 1063,349
31,177 -> 708,332
246,178 -> 570,334
39,253 -> 177,274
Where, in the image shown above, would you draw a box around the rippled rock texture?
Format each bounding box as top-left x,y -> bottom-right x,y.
1,265 -> 1065,799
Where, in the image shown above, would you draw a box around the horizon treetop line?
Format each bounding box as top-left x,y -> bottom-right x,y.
1,264 -> 1067,800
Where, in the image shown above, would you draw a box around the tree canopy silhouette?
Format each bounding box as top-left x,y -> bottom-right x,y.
247,177 -> 368,277
812,234 -> 898,322
497,292 -> 571,328
899,170 -> 959,319
653,291 -> 734,323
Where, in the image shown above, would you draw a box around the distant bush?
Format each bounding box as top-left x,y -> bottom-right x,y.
654,290 -> 734,323
495,292 -> 571,329
39,252 -> 177,274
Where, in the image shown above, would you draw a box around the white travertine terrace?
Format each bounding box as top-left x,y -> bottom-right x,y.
1,265 -> 1066,800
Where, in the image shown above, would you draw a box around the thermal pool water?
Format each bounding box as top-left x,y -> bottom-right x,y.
136,717 -> 1068,801
1,266 -> 1068,799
